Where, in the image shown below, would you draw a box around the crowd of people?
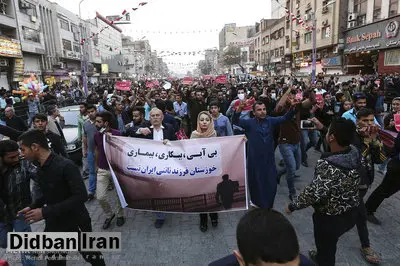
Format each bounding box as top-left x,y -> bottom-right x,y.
0,72 -> 399,266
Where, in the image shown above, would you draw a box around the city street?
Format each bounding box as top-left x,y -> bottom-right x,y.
1,148 -> 400,265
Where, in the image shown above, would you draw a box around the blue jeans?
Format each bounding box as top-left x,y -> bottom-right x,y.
278,143 -> 301,196
0,219 -> 37,266
87,151 -> 97,194
300,129 -> 318,163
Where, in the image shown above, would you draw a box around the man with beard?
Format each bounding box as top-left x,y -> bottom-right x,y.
342,93 -> 379,125
17,130 -> 105,266
83,105 -> 98,201
0,113 -> 68,157
0,140 -> 37,266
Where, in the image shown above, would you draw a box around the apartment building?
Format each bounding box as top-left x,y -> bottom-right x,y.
344,0 -> 400,73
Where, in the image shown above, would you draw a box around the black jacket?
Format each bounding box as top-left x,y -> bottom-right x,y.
30,153 -> 89,231
135,123 -> 177,141
5,115 -> 28,132
0,125 -> 68,158
125,120 -> 151,137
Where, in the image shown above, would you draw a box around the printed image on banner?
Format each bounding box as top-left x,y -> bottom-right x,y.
104,135 -> 247,213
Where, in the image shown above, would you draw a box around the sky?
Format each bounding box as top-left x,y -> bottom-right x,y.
52,0 -> 275,74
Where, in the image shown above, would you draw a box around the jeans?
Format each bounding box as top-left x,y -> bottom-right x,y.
97,168 -> 124,219
278,143 -> 301,196
313,209 -> 357,266
87,151 -> 97,194
300,130 -> 318,163
366,158 -> 400,214
0,219 -> 37,266
82,144 -> 88,176
356,189 -> 370,248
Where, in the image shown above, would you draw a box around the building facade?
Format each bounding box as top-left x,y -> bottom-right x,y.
344,0 -> 400,74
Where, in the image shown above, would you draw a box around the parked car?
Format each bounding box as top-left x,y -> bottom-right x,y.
59,105 -> 83,165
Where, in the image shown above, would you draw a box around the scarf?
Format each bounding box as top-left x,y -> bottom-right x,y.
191,111 -> 216,138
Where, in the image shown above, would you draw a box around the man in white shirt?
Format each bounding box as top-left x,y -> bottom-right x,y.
135,108 -> 177,228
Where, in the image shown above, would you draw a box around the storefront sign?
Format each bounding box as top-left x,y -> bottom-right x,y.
321,56 -> 342,67
101,64 -> 109,74
344,16 -> 400,53
0,37 -> 22,58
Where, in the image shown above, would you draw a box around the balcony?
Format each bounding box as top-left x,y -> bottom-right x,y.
0,0 -> 17,29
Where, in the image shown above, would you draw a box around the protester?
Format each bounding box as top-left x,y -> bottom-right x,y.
232,100 -> 297,209
83,104 -> 98,201
3,107 -> 27,132
0,140 -> 37,266
17,130 -> 105,266
209,209 -> 315,266
190,111 -> 219,232
209,101 -> 233,137
286,118 -> 360,266
133,107 -> 177,228
94,111 -> 125,229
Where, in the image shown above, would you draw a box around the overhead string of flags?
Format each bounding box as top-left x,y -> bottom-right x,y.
80,2 -> 149,45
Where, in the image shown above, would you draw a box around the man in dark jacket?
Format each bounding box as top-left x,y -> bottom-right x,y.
0,140 -> 37,266
215,174 -> 237,210
209,209 -> 315,266
0,114 -> 68,158
286,118 -> 360,266
17,130 -> 105,266
4,107 -> 27,132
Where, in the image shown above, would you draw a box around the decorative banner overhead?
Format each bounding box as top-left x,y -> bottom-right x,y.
104,135 -> 247,213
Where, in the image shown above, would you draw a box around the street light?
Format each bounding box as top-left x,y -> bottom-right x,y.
79,0 -> 88,96
311,0 -> 336,84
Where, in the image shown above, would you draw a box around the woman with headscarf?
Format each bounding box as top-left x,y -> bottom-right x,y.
190,111 -> 218,232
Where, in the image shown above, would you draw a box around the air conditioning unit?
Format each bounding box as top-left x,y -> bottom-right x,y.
348,13 -> 358,21
322,7 -> 329,13
21,2 -> 30,9
30,15 -> 36,23
322,19 -> 328,26
348,21 -> 356,28
0,59 -> 8,66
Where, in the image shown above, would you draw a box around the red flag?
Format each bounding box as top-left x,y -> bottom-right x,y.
122,9 -> 127,15
139,2 -> 147,6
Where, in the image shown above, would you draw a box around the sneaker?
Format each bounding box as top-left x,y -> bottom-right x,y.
103,214 -> 115,230
87,193 -> 95,202
116,217 -> 125,227
154,219 -> 165,229
367,214 -> 382,225
302,161 -> 308,167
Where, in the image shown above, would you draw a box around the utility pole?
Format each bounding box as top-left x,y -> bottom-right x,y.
79,0 -> 88,96
311,11 -> 317,84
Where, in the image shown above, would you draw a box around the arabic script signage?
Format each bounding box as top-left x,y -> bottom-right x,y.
104,135 -> 247,213
0,36 -> 22,58
344,16 -> 400,53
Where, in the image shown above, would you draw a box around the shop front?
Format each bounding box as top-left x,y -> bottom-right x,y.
321,56 -> 343,75
344,15 -> 400,74
0,36 -> 22,90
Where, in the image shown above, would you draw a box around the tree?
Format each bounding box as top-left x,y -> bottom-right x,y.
222,46 -> 245,73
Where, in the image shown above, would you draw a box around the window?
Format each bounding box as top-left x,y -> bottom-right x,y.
62,39 -> 72,51
266,36 -> 269,44
59,18 -> 69,31
304,32 -> 312,44
1,0 -> 8,15
389,0 -> 399,16
265,51 -> 269,59
19,0 -> 37,17
321,26 -> 330,39
354,0 -> 368,14
73,43 -> 80,53
357,14 -> 367,26
275,48 -> 279,57
384,50 -> 400,65
23,26 -> 40,43
280,46 -> 284,56
286,38 -> 290,48
71,24 -> 79,33
373,0 -> 381,21
262,37 -> 265,45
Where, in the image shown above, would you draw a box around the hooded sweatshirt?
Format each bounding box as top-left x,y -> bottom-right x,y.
289,145 -> 361,215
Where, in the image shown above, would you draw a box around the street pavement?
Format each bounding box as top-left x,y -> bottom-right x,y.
1,148 -> 400,265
